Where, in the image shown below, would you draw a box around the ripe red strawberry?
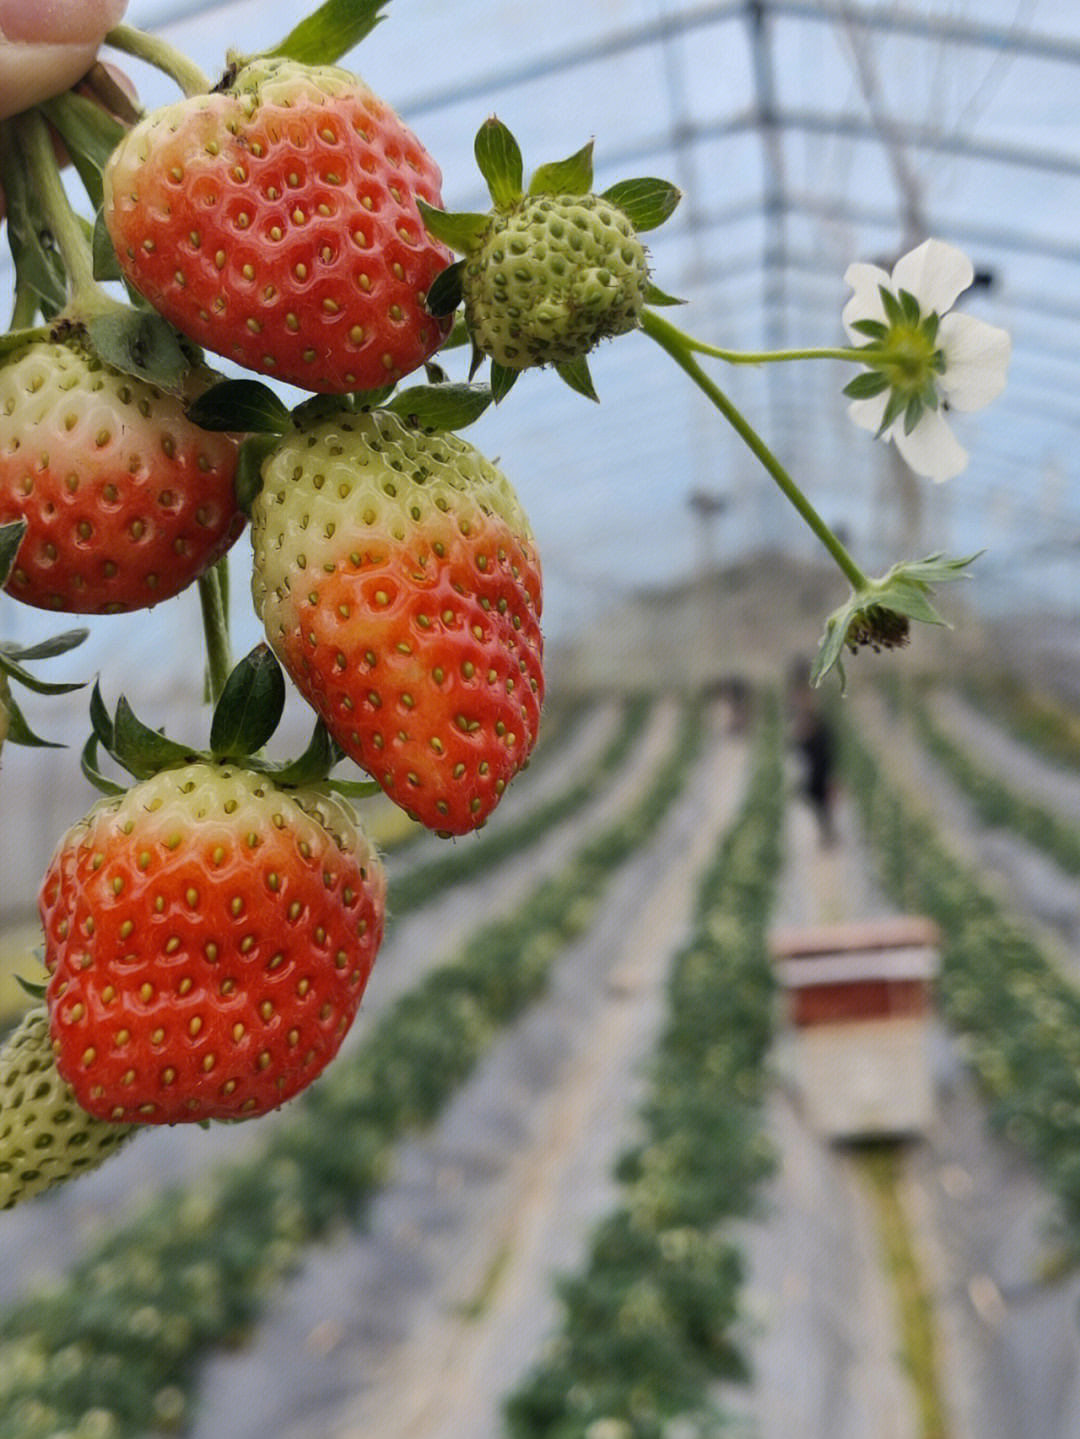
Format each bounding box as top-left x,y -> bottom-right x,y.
40,761 -> 386,1124
0,338 -> 245,613
102,58 -> 453,394
250,408 -> 544,835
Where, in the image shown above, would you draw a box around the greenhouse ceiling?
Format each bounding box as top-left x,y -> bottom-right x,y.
3,0 -> 1078,663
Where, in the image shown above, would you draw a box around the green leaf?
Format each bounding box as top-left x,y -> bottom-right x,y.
555,356 -> 599,402
81,731 -> 126,796
3,691 -> 65,748
186,380 -> 291,434
263,0 -> 390,66
14,974 -> 48,1001
643,283 -> 686,307
233,435 -> 277,516
850,318 -> 888,341
86,308 -> 190,394
2,628 -> 87,664
528,141 -> 594,197
423,258 -> 465,318
39,92 -> 126,212
600,178 -> 680,232
416,201 -> 488,256
384,382 -> 493,432
92,209 -> 122,283
210,645 -> 286,758
111,695 -> 194,779
0,518 -> 27,586
475,118 -> 524,210
842,370 -> 890,400
489,362 -> 518,403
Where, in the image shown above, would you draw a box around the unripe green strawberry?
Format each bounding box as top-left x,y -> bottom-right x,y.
102,57 -> 453,394
463,193 -> 649,370
0,338 -> 245,613
41,762 -> 386,1124
1,1005 -> 133,1211
251,409 -> 543,835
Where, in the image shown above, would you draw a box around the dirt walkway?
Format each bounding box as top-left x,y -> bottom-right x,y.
186,717 -> 750,1439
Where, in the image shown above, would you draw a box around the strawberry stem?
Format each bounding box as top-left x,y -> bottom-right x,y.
105,25 -> 211,99
198,560 -> 233,708
641,308 -> 868,591
12,108 -> 100,310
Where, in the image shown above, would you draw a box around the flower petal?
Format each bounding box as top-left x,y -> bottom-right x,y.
847,391 -> 890,434
842,262 -> 890,342
894,407 -> 968,483
891,239 -> 973,316
937,312 -> 1011,412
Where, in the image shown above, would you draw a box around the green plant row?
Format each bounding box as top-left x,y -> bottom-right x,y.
504,706 -> 785,1439
905,693 -> 1080,877
390,693 -> 652,915
960,671 -> 1080,774
843,722 -> 1080,1239
0,697 -> 704,1439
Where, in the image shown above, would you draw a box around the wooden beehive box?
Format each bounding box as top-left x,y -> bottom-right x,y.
770,916 -> 941,1140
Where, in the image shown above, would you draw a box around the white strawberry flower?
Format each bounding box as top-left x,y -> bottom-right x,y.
841,238 -> 1011,483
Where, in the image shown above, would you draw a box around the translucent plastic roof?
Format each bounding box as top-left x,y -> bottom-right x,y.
5,0 -> 1079,672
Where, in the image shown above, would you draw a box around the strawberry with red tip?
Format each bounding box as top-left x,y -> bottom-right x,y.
250,406 -> 544,835
41,758 -> 386,1124
0,338 -> 246,613
102,56 -> 453,394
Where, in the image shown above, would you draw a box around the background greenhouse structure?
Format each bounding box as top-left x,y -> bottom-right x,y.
2,1 -> 1080,1437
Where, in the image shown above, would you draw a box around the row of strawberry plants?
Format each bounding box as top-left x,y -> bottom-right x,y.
960,671 -> 1080,774
505,707 -> 784,1439
904,691 -> 1080,877
842,723 -> 1080,1236
0,696 -> 706,1439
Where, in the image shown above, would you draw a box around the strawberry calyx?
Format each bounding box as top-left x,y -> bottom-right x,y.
0,519 -> 88,752
419,117 -> 682,400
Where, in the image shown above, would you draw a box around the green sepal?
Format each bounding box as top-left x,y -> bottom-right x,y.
475,118 -> 524,210
292,392 -> 352,426
600,178 -> 680,232
326,776 -> 382,799
349,384 -> 397,411
898,288 -> 922,326
0,326 -> 49,360
424,360 -> 450,386
92,209 -> 123,283
39,92 -> 127,213
850,318 -> 888,341
2,628 -> 87,665
903,393 -> 925,436
261,0 -> 390,66
0,124 -> 68,317
111,694 -> 196,779
423,258 -> 466,317
878,285 -> 905,328
248,718 -> 337,788
89,678 -> 114,750
416,202 -> 488,257
86,308 -> 190,395
0,647 -> 85,696
643,283 -> 686,307
186,379 -> 290,434
80,731 -> 126,796
438,315 -> 473,353
0,518 -> 27,586
14,974 -> 48,1001
876,385 -> 909,436
210,645 -> 286,759
4,691 -> 65,748
468,341 -> 486,381
234,434 -> 278,516
489,362 -> 518,403
383,382 -> 493,432
528,141 -> 594,197
842,370 -> 890,400
555,355 -> 599,402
